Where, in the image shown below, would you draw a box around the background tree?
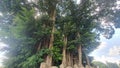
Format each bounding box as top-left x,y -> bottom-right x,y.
92,61 -> 108,68
92,61 -> 120,68
106,62 -> 119,68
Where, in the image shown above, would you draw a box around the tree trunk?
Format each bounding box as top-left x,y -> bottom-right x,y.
37,42 -> 41,52
40,1 -> 58,68
46,25 -> 55,66
77,32 -> 83,67
46,5 -> 56,67
85,54 -> 90,68
61,35 -> 67,68
78,45 -> 83,67
66,51 -> 73,67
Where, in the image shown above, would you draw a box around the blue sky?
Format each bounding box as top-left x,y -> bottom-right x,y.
90,28 -> 120,64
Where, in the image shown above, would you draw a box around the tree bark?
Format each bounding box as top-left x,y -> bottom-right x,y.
66,51 -> 73,67
61,35 -> 67,68
40,1 -> 58,68
85,54 -> 90,68
46,4 -> 56,67
77,32 -> 83,67
78,45 -> 83,67
46,24 -> 55,66
37,42 -> 41,52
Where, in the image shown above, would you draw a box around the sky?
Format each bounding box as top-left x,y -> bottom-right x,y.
90,28 -> 120,64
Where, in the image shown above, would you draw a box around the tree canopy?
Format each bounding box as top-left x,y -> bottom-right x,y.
0,0 -> 120,68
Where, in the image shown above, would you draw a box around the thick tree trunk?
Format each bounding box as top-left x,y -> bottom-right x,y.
60,35 -> 67,68
46,25 -> 55,66
66,51 -> 73,67
77,32 -> 83,67
46,6 -> 56,67
60,35 -> 74,68
40,1 -> 58,68
40,62 -> 48,68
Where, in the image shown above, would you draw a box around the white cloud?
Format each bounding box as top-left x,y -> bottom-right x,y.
0,12 -> 3,16
93,42 -> 107,52
0,54 -> 6,66
0,42 -> 7,66
0,42 -> 7,47
93,55 -> 120,64
109,46 -> 120,56
98,42 -> 107,49
117,1 -> 120,4
90,42 -> 107,56
0,42 -> 7,50
76,0 -> 81,4
0,55 -> 6,62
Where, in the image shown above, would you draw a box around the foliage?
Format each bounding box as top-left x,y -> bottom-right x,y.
0,0 -> 120,68
21,49 -> 48,68
106,62 -> 119,68
92,61 -> 119,68
92,61 -> 108,68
